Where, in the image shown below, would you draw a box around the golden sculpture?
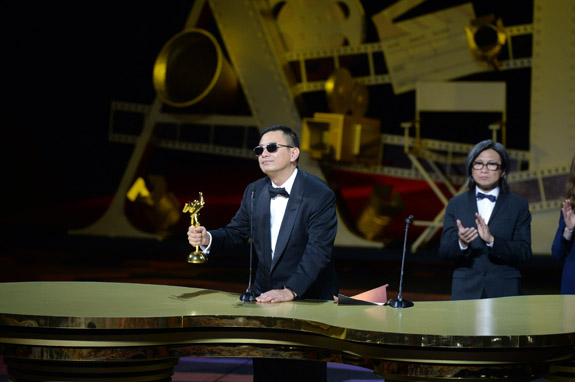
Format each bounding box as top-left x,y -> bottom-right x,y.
183,192 -> 207,263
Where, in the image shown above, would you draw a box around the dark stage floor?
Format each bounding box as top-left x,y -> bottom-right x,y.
0,356 -> 388,382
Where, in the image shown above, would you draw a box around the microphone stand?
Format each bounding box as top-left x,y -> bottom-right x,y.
240,191 -> 256,302
389,215 -> 414,309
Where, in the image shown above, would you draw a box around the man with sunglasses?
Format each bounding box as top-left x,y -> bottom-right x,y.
439,139 -> 532,300
188,125 -> 337,381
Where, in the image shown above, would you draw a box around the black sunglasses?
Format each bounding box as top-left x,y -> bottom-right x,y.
253,142 -> 293,156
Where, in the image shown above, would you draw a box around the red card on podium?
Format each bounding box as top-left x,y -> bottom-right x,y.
335,284 -> 388,305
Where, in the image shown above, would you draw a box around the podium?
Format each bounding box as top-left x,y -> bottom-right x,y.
1,282 -> 574,381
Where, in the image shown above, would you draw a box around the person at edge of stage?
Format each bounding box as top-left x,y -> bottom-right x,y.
551,154 -> 575,294
187,124 -> 338,382
439,139 -> 532,300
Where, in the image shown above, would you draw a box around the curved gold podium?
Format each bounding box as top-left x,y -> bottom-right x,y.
1,282 -> 574,381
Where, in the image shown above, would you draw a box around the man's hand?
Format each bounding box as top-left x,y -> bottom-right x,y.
475,212 -> 494,244
187,226 -> 209,247
562,199 -> 575,230
256,288 -> 295,303
457,219 -> 478,247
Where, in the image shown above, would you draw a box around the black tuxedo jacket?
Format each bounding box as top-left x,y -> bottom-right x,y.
209,169 -> 338,300
439,189 -> 532,300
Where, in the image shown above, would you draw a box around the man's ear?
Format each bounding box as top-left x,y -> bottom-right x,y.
291,147 -> 300,162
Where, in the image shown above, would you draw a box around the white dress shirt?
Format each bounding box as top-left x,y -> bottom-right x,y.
270,168 -> 298,259
476,186 -> 499,224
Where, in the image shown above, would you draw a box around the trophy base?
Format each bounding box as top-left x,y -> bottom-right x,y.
188,252 -> 207,264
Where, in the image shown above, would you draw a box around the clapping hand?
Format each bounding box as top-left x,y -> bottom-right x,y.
457,219 -> 478,247
562,200 -> 575,233
475,212 -> 494,245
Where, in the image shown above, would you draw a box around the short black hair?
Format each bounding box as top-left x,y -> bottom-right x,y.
261,125 -> 300,148
466,139 -> 510,193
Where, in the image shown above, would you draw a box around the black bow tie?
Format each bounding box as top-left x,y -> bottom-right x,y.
477,192 -> 496,202
269,186 -> 289,198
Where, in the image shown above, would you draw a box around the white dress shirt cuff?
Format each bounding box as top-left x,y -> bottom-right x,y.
200,232 -> 212,253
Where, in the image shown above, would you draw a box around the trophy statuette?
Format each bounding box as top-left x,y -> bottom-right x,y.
183,192 -> 207,263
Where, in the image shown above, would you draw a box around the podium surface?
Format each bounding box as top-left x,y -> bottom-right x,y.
1,281 -> 574,381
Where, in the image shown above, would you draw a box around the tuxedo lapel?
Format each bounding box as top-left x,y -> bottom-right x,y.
467,191 -> 479,217
254,182 -> 273,272
271,171 -> 305,271
466,191 -> 483,250
488,191 -> 506,224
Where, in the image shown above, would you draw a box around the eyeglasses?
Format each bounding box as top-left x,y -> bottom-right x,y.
253,142 -> 293,156
472,161 -> 501,171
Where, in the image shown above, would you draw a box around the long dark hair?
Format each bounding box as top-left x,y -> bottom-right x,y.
465,139 -> 510,193
567,155 -> 575,209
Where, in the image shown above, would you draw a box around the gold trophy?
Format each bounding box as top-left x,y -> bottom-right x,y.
183,192 -> 207,263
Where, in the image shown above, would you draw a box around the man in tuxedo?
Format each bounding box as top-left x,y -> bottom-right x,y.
439,139 -> 532,300
187,124 -> 337,380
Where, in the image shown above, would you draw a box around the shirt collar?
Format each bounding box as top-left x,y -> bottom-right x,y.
271,168 -> 298,194
476,186 -> 499,199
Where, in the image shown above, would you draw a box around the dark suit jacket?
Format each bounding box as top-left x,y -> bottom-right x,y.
209,169 -> 338,300
551,211 -> 575,294
439,189 -> 532,300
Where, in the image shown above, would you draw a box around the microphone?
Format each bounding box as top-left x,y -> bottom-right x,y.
240,190 -> 257,302
389,215 -> 415,309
